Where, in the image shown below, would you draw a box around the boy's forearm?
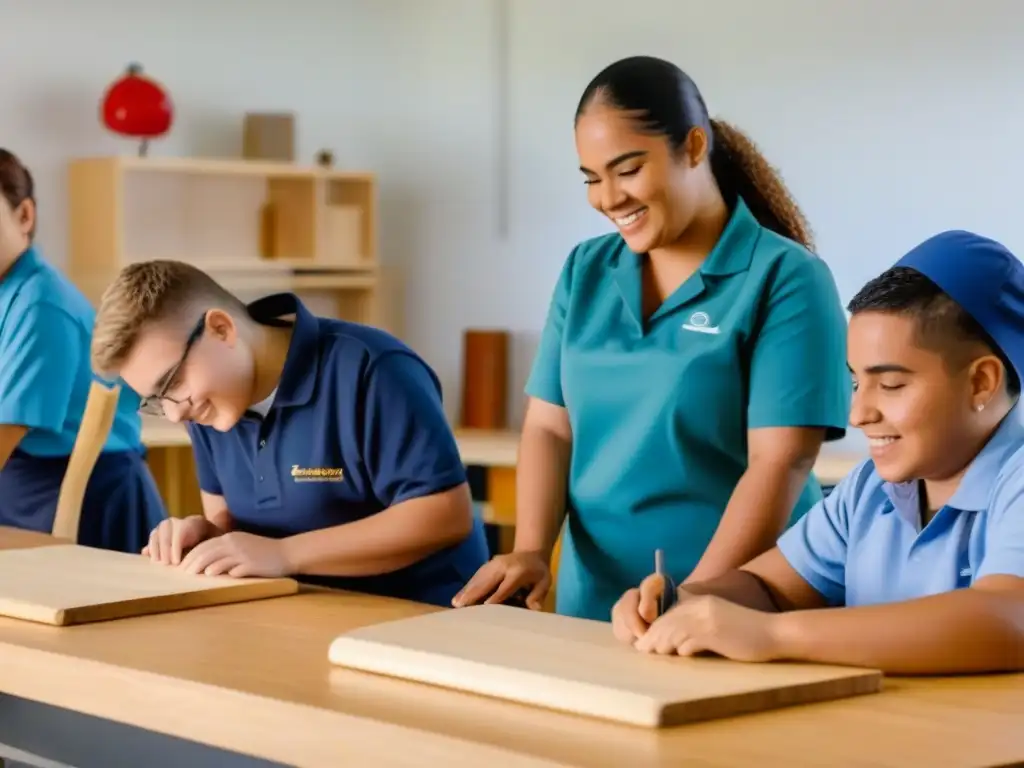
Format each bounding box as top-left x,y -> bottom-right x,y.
281,485 -> 473,577
771,587 -> 1024,674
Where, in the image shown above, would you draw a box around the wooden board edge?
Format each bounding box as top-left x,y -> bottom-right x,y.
58,578 -> 300,626
0,598 -> 65,626
659,667 -> 884,726
327,636 -> 663,728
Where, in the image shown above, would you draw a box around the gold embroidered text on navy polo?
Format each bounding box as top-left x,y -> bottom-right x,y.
290,465 -> 344,482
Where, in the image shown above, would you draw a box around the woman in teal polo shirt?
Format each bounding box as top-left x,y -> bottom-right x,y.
453,56 -> 851,621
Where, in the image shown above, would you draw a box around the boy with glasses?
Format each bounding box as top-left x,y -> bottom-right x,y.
91,260 -> 488,607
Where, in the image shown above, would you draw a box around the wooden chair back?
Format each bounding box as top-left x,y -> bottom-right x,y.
51,380 -> 121,542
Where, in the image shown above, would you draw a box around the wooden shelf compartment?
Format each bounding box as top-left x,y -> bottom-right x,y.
66,155 -> 394,332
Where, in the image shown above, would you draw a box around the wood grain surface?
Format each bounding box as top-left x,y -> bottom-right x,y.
328,604 -> 882,727
0,543 -> 298,625
0,528 -> 1021,767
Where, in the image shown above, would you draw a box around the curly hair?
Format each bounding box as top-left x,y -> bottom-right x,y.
708,119 -> 814,251
575,56 -> 814,251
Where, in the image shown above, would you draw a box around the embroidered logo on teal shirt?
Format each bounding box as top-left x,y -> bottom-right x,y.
681,311 -> 720,335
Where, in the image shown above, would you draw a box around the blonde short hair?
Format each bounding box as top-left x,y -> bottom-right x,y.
91,260 -> 244,378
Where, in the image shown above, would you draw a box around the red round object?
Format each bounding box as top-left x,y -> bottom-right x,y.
101,63 -> 173,139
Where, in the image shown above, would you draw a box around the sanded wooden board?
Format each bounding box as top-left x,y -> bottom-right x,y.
328,604 -> 883,728
0,544 -> 298,626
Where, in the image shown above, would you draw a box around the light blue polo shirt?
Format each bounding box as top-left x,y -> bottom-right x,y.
777,406 -> 1024,605
527,197 -> 851,621
0,247 -> 143,456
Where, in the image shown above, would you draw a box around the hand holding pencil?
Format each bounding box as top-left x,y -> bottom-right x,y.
610,548 -> 681,644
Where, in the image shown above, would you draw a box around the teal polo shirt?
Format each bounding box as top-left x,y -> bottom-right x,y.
0,247 -> 166,552
527,197 -> 851,621
0,247 -> 144,456
778,405 -> 1024,605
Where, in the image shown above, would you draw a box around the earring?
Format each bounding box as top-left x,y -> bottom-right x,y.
975,403 -> 985,412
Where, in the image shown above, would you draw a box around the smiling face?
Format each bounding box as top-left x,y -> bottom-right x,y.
117,310 -> 257,432
574,101 -> 709,254
847,310 -> 1003,486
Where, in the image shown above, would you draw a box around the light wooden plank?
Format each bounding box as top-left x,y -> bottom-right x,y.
0,544 -> 297,626
328,604 -> 882,728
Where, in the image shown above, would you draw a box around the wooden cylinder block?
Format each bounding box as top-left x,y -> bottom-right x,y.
460,329 -> 509,429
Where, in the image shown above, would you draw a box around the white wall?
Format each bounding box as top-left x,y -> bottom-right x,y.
3,0 -> 1023,448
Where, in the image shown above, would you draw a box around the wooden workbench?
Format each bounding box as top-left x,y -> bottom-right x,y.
0,528 -> 1019,767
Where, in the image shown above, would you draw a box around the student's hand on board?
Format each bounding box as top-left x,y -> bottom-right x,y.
451,550 -> 551,610
142,515 -> 220,566
632,594 -> 783,663
178,531 -> 291,578
611,572 -> 678,644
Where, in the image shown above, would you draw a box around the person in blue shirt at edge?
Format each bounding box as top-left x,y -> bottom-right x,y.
0,148 -> 167,551
612,230 -> 1024,675
88,259 -> 489,607
453,56 -> 851,620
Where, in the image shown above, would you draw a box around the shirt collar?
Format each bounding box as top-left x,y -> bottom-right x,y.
883,403 -> 1024,515
244,292 -> 320,410
610,196 -> 762,330
700,196 -> 761,277
1,246 -> 41,286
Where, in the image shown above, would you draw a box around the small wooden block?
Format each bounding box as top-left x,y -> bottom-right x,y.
328,604 -> 883,728
319,204 -> 363,265
0,544 -> 298,626
243,112 -> 296,162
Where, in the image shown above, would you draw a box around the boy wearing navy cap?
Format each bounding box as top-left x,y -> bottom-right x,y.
90,260 -> 488,607
612,230 -> 1024,674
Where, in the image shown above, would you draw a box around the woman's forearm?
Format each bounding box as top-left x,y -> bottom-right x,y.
0,423 -> 28,470
512,423 -> 572,560
680,569 -> 782,612
685,457 -> 812,584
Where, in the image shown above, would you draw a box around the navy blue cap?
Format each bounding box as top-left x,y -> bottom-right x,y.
896,230 -> 1024,380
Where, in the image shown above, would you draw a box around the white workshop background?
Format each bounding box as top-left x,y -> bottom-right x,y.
1,0 -> 1022,451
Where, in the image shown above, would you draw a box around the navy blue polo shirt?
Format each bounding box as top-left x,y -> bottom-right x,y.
186,293 -> 488,606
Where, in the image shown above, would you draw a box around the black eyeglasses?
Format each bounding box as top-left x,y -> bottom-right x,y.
138,313 -> 207,417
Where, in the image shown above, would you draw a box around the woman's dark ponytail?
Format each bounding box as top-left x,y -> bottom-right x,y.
709,119 -> 814,250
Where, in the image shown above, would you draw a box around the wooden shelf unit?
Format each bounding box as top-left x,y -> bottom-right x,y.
66,155 -> 399,332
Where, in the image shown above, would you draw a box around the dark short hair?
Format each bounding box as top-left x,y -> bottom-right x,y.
0,148 -> 36,240
848,266 -> 1021,397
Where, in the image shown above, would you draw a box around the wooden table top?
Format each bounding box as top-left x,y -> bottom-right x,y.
140,417 -> 866,485
0,529 -> 1019,767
